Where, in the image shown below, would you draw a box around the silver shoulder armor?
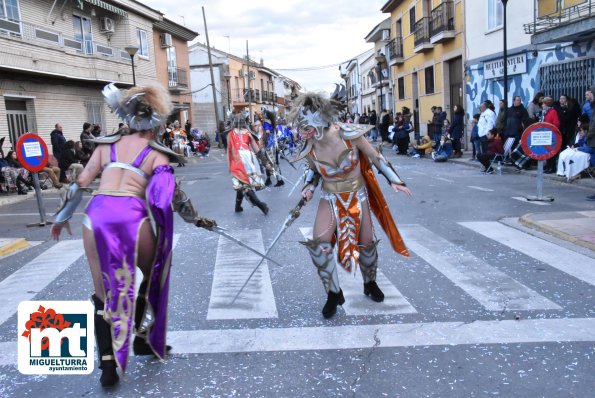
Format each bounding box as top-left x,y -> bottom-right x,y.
86,133 -> 122,145
338,123 -> 374,140
149,140 -> 185,163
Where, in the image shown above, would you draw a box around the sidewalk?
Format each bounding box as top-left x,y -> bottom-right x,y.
519,211 -> 595,251
447,150 -> 595,189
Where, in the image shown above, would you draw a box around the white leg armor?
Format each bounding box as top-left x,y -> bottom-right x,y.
301,240 -> 340,294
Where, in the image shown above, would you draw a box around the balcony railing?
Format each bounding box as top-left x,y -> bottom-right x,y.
430,0 -> 455,37
232,88 -> 257,103
413,17 -> 431,47
0,19 -> 130,62
168,68 -> 188,89
524,0 -> 594,34
388,36 -> 404,63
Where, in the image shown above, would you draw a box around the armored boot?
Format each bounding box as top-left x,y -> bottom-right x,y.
359,241 -> 384,302
235,190 -> 244,213
132,279 -> 171,356
245,190 -> 269,215
91,294 -> 119,387
274,176 -> 285,187
302,240 -> 344,319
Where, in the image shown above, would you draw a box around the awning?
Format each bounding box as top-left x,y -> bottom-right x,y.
83,0 -> 128,17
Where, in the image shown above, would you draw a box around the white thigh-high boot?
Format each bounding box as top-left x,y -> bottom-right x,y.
301,240 -> 344,319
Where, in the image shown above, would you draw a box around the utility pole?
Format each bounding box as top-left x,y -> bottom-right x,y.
246,40 -> 253,124
502,0 -> 509,107
202,6 -> 221,143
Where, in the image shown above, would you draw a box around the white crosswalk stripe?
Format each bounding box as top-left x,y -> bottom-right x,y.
0,240 -> 85,326
400,225 -> 562,311
206,229 -> 278,320
460,222 -> 595,286
0,234 -> 181,328
299,227 -> 417,315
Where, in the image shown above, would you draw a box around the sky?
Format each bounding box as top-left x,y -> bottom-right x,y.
142,0 -> 388,94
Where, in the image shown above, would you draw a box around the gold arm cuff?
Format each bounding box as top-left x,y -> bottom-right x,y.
101,355 -> 115,361
322,175 -> 365,193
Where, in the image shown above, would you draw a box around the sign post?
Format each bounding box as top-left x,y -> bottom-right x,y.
520,122 -> 562,202
16,133 -> 50,227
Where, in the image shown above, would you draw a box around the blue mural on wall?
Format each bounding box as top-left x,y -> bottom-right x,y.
465,40 -> 595,119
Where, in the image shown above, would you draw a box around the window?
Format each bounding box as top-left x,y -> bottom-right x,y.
73,15 -> 93,54
137,28 -> 149,57
398,77 -> 405,100
86,100 -> 104,129
166,46 -> 177,85
425,65 -> 434,94
487,0 -> 503,31
409,7 -> 416,34
0,0 -> 20,21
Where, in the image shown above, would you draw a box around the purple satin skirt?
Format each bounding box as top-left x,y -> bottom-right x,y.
85,194 -> 148,372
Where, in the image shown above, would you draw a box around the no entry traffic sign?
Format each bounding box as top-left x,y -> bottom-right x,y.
15,133 -> 49,173
520,122 -> 562,161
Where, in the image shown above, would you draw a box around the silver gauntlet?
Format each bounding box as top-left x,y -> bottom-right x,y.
173,182 -> 217,229
303,168 -> 321,192
376,155 -> 406,186
53,183 -> 90,223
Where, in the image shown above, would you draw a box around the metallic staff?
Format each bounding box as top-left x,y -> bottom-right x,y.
230,197 -> 306,305
209,226 -> 282,268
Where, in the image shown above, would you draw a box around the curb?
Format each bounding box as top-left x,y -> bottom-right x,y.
0,188 -> 61,208
0,238 -> 29,257
519,213 -> 595,252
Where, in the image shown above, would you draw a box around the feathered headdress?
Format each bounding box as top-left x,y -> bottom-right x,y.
102,83 -> 173,131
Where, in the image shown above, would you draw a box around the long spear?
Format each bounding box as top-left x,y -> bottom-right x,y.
230,197 -> 306,305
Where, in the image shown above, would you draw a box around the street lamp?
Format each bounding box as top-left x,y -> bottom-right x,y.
224,72 -> 232,116
375,53 -> 387,113
124,45 -> 139,86
502,0 -> 508,107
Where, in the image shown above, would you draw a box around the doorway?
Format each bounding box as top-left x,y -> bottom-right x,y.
448,56 -> 463,120
5,99 -> 30,148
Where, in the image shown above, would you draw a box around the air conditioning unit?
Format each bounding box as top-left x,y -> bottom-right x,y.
160,32 -> 172,48
248,71 -> 255,79
99,17 -> 115,33
381,29 -> 390,41
239,70 -> 245,77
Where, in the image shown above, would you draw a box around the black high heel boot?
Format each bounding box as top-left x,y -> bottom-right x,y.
132,280 -> 172,356
245,190 -> 269,215
91,295 -> 119,388
322,289 -> 345,319
363,281 -> 384,303
235,190 -> 244,213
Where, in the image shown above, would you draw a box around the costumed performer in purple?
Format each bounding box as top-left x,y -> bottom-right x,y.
50,83 -> 216,387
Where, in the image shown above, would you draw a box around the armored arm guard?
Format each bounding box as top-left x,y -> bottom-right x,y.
256,148 -> 274,171
302,167 -> 321,192
53,183 -> 91,223
172,181 -> 217,229
374,153 -> 406,186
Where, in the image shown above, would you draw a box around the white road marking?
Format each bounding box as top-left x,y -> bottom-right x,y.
511,196 -> 551,206
0,240 -> 85,326
434,177 -> 454,183
468,186 -> 494,192
185,180 -> 197,185
460,222 -> 595,287
300,227 -> 417,315
207,229 -> 278,320
1,317 -> 593,363
0,213 -> 84,217
400,225 -> 561,311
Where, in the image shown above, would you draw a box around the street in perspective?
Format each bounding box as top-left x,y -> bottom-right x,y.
2,0 -> 595,397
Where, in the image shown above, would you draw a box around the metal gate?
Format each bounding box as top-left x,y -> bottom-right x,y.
5,99 -> 29,148
539,57 -> 595,101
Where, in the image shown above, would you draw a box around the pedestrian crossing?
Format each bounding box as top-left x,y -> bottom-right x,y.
1,222 -> 594,325
1,222 -> 595,362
